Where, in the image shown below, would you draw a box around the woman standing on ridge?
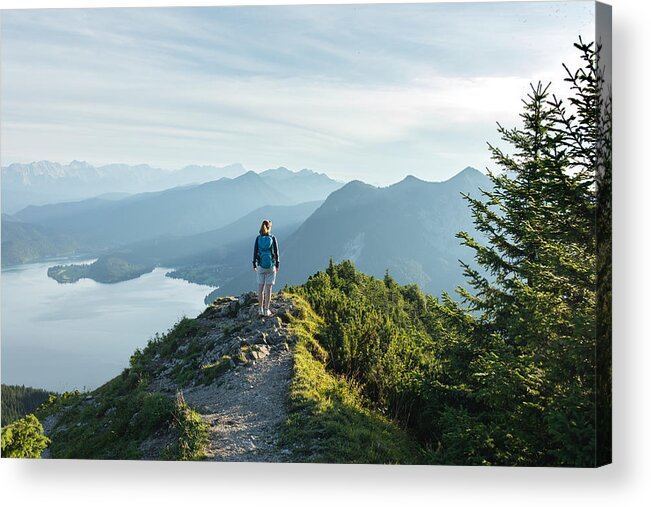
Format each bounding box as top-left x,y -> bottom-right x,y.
253,219 -> 280,316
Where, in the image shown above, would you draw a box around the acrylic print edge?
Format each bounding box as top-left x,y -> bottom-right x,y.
595,0 -> 612,468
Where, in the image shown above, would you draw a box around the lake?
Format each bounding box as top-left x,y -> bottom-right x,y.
1,260 -> 215,392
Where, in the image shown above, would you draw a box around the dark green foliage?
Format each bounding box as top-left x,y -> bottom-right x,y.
554,38 -> 612,465
1,384 -> 54,426
290,249 -> 602,465
288,261 -> 443,447
447,39 -> 611,466
1,414 -> 51,458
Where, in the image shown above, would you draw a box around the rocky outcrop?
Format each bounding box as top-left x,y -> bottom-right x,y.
142,292 -> 299,461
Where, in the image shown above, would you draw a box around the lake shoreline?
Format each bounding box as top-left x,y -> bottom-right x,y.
1,259 -> 216,392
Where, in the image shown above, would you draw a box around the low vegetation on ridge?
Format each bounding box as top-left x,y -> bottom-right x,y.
279,292 -> 421,464
32,320 -> 211,460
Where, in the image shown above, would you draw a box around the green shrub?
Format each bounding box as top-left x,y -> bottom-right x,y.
1,414 -> 50,458
163,397 -> 209,461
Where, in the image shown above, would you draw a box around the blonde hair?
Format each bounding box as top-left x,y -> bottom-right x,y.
259,219 -> 272,235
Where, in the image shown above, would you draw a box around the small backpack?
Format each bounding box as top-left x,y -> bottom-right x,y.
257,235 -> 274,269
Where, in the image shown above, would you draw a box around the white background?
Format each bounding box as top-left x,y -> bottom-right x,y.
1,0 -> 648,505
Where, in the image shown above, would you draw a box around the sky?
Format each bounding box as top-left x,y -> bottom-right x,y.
0,1 -> 596,185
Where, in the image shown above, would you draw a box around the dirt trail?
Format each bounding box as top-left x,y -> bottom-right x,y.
182,296 -> 296,462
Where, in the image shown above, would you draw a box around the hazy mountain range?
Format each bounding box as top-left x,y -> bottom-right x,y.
1,161 -> 491,298
107,200 -> 324,277
10,168 -> 343,248
211,167 -> 490,299
1,214 -> 82,267
1,160 -> 247,213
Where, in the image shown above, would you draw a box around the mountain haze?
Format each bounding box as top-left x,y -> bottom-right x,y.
12,170 -> 341,249
258,167 -> 343,203
108,200 -> 324,270
1,160 -> 247,213
214,167 -> 490,299
1,214 -> 82,267
3,163 -> 488,301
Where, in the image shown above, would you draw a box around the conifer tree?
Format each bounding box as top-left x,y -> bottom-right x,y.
452,39 -> 610,466
550,37 -> 612,465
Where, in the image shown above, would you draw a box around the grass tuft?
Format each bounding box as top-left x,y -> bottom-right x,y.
161,394 -> 209,461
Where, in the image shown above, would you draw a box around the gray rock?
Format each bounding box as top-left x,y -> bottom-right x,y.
236,292 -> 257,308
250,331 -> 268,345
264,317 -> 283,330
266,331 -> 285,345
227,342 -> 241,356
251,345 -> 270,361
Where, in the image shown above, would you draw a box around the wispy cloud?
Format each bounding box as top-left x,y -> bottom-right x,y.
1,2 -> 595,184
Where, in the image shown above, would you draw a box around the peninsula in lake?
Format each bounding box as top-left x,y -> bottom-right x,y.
47,256 -> 155,284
